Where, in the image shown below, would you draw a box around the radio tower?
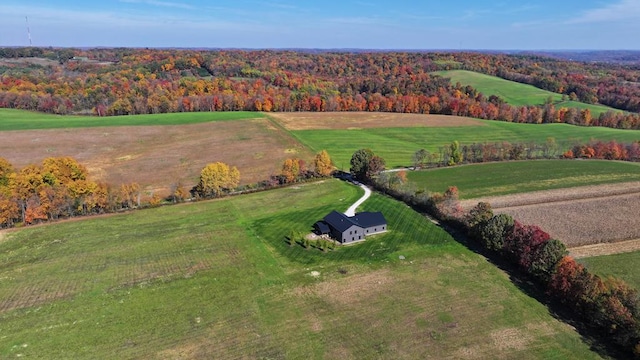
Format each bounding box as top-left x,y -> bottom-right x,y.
25,16 -> 32,46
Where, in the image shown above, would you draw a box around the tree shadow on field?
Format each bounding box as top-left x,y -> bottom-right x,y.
434,221 -> 626,360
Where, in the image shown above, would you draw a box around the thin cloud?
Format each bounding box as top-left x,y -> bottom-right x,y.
119,0 -> 195,10
1,4 -> 262,32
568,0 -> 640,24
325,16 -> 383,25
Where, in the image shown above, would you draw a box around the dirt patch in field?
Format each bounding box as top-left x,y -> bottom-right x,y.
270,112 -> 484,130
462,182 -> 640,248
491,328 -> 532,351
293,269 -> 393,306
0,119 -> 310,196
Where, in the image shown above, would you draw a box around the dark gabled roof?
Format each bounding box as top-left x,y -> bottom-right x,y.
323,210 -> 358,233
323,210 -> 387,233
314,221 -> 330,234
351,212 -> 387,228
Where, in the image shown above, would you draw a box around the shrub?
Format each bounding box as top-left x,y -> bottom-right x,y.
478,214 -> 514,252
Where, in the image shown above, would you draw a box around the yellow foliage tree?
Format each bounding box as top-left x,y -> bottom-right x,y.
196,162 -> 240,197
281,158 -> 301,183
0,194 -> 19,228
0,157 -> 15,196
313,150 -> 334,177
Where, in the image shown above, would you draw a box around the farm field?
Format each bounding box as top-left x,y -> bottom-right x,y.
408,160 -> 640,199
434,70 -> 620,116
279,112 -> 640,168
0,108 -> 264,131
412,160 -> 640,248
458,181 -> 640,248
580,251 -> 640,290
0,116 -> 310,194
0,180 -> 601,359
269,111 -> 485,130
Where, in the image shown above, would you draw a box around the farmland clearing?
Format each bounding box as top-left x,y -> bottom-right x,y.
0,180 -> 600,359
269,111 -> 484,130
415,161 -> 640,250
580,251 -> 640,290
0,108 -> 264,131
0,118 -> 310,194
409,160 -> 640,199
283,112 -> 640,168
434,70 -> 620,116
460,181 -> 640,248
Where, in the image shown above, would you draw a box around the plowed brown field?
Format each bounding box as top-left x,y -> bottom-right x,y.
461,182 -> 640,252
270,112 -> 484,130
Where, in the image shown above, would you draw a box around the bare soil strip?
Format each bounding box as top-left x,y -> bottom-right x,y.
460,181 -> 640,210
570,238 -> 640,259
270,112 -> 484,130
461,182 -> 640,253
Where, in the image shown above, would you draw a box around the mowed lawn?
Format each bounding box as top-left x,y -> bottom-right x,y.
0,180 -> 600,359
293,120 -> 640,169
0,108 -> 264,130
581,252 -> 640,290
407,160 -> 640,199
434,70 -> 620,116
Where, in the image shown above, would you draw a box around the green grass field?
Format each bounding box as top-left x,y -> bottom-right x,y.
407,160 -> 640,199
0,108 -> 264,130
293,120 -> 640,169
434,70 -> 619,116
581,252 -> 640,290
0,180 -> 600,359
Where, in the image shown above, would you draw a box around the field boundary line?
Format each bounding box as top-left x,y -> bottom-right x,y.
493,189 -> 640,211
570,238 -> 640,258
461,181 -> 640,210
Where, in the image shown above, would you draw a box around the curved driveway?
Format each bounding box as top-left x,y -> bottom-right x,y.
344,183 -> 372,217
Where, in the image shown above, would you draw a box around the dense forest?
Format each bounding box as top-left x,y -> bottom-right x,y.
1,47 -> 640,129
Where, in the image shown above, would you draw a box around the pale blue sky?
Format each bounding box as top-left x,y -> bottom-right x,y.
1,0 -> 640,49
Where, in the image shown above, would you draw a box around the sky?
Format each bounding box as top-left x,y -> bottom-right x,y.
1,0 -> 640,49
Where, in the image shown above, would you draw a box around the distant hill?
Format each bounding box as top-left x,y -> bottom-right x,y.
520,50 -> 640,64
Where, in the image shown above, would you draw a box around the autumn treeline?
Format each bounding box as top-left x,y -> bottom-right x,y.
261,150 -> 334,187
563,140 -> 640,161
0,156 -> 151,228
448,51 -> 640,113
462,202 -> 640,357
1,48 -> 639,129
412,139 -> 640,169
0,149 -> 335,229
